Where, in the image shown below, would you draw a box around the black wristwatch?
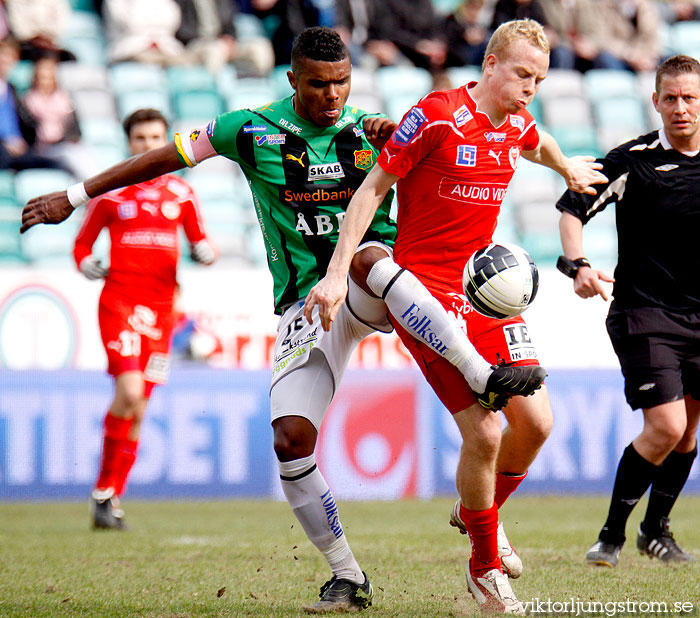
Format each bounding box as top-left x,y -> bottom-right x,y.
556,256 -> 591,279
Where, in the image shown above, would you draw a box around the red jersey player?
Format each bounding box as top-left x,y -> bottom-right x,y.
74,109 -> 216,530
305,19 -> 606,613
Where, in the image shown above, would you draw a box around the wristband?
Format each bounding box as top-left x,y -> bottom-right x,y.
556,256 -> 591,279
66,182 -> 90,208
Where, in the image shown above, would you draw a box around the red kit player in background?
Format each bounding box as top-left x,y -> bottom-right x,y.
73,108 -> 216,529
305,19 -> 606,613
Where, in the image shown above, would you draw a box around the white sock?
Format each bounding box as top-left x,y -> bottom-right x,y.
279,455 -> 364,583
366,257 -> 492,392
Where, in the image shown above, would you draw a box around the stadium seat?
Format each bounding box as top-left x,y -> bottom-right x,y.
542,95 -> 593,129
8,61 -> 34,95
20,218 -> 80,265
62,9 -> 104,39
80,117 -> 128,149
669,21 -> 700,55
226,78 -> 276,111
14,169 -> 75,207
172,91 -> 224,122
537,68 -> 585,100
376,66 -> 433,102
0,170 -> 16,201
519,230 -> 561,265
270,64 -> 294,99
234,13 -> 267,41
118,89 -> 172,119
447,66 -> 481,88
584,69 -> 638,100
214,65 -> 238,100
109,63 -> 167,94
58,62 -> 109,92
347,93 -> 384,115
596,126 -> 642,154
549,126 -> 601,158
73,88 -> 118,120
350,67 -> 377,95
61,35 -> 107,66
509,159 -> 561,205
0,219 -> 24,262
91,143 -> 128,169
167,66 -> 216,93
184,170 -> 240,203
593,96 -> 647,131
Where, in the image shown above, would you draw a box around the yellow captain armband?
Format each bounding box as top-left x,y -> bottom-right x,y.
174,132 -> 196,168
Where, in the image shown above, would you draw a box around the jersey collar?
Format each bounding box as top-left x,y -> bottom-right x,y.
463,82 -> 509,130
658,128 -> 700,156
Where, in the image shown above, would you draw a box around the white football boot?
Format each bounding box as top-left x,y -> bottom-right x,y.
449,500 -> 523,578
466,567 -> 525,615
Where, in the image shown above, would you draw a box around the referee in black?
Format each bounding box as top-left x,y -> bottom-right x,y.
556,54 -> 700,568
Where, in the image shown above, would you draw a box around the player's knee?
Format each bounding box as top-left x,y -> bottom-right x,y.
467,421 -> 501,461
272,417 -> 317,461
350,246 -> 390,296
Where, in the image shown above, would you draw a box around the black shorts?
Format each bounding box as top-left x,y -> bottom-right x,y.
606,306 -> 700,410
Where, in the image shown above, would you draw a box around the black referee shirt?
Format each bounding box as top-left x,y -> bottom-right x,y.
556,129 -> 700,313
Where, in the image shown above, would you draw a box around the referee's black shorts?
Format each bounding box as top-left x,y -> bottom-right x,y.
606,306 -> 700,410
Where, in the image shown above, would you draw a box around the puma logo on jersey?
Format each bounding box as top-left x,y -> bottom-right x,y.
488,150 -> 502,165
639,382 -> 656,391
655,164 -> 678,171
385,152 -> 396,162
286,152 -> 306,167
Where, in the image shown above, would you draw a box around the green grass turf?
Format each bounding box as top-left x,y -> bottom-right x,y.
0,497 -> 699,617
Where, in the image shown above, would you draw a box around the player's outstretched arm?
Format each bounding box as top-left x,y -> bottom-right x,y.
522,131 -> 607,195
303,164 -> 398,331
559,211 -> 614,300
20,143 -> 184,233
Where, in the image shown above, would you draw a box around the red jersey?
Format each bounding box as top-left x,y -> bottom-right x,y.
379,83 -> 539,288
74,175 -> 208,307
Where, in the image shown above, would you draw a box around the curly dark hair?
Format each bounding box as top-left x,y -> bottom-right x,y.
122,108 -> 169,138
656,55 -> 700,93
291,26 -> 349,71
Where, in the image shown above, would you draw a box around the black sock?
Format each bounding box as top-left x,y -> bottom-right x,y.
641,446 -> 697,538
599,443 -> 659,545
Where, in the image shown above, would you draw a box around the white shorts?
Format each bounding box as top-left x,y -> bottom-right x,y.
270,242 -> 393,429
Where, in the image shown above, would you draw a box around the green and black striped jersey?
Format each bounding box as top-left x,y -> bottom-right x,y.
175,96 -> 396,314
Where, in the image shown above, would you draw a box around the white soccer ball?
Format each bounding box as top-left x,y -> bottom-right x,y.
463,242 -> 539,319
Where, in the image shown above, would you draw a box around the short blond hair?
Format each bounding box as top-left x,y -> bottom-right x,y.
482,19 -> 550,72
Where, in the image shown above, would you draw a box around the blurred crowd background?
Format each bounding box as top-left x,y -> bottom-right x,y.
1,0 -> 699,270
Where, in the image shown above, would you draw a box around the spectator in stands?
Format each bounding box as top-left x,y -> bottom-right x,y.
4,0 -> 76,62
596,0 -> 661,72
364,0 -> 447,76
334,0 -> 377,67
22,55 -> 99,179
444,0 -> 490,68
537,0 -> 636,71
173,0 -> 274,75
102,0 -> 187,66
0,37 -> 68,171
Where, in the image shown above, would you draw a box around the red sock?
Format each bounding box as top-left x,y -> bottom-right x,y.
95,413 -> 133,491
494,471 -> 527,508
459,502 -> 500,576
113,438 -> 138,496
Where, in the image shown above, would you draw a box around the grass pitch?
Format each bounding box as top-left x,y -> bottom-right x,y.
1,496 -> 699,617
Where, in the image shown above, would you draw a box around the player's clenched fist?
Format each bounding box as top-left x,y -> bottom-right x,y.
20,191 -> 75,234
362,117 -> 397,150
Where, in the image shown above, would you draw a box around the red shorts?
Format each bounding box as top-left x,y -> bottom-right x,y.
391,285 -> 540,414
99,292 -> 174,391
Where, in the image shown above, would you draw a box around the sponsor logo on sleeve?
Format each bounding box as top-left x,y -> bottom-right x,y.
453,105 -> 473,127
352,125 -> 365,136
117,201 -> 137,219
255,134 -> 286,146
456,144 -> 477,167
392,107 -> 428,146
354,149 -> 374,170
334,116 -> 352,129
509,115 -> 525,131
205,120 -> 216,137
308,162 -> 345,181
484,131 -> 506,142
242,125 -> 267,133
